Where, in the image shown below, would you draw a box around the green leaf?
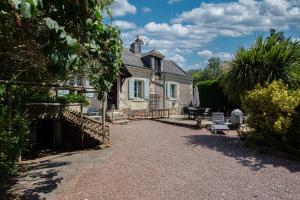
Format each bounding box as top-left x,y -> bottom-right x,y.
51,53 -> 59,64
65,35 -> 77,47
66,54 -> 78,68
27,0 -> 38,6
44,17 -> 60,32
20,1 -> 31,18
0,10 -> 8,15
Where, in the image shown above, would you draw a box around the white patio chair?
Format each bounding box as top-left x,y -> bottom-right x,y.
211,112 -> 229,134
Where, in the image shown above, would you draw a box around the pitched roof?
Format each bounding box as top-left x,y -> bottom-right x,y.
162,59 -> 189,77
121,48 -> 145,68
121,48 -> 191,78
142,50 -> 165,59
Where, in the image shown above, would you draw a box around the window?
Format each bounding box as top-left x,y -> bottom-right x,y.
155,58 -> 161,69
134,80 -> 143,98
129,78 -> 149,100
170,83 -> 177,99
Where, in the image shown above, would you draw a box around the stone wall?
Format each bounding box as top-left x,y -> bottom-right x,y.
165,82 -> 192,115
119,66 -> 152,111
119,66 -> 193,114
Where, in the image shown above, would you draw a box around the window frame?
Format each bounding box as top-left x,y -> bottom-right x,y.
134,79 -> 144,99
170,83 -> 177,100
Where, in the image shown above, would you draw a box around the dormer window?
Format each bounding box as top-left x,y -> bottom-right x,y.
141,49 -> 165,72
154,57 -> 161,71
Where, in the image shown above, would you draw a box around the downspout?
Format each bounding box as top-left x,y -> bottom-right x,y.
163,73 -> 166,109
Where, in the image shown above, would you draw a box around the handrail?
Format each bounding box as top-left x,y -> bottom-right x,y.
63,109 -> 109,138
120,97 -> 131,111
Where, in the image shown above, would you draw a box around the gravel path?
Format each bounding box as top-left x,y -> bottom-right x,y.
56,120 -> 299,200
8,120 -> 300,199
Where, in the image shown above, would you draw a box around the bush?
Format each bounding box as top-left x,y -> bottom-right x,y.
197,80 -> 235,111
242,80 -> 300,137
287,106 -> 300,154
0,109 -> 29,184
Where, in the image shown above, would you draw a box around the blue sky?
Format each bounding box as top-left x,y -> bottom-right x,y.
111,0 -> 300,70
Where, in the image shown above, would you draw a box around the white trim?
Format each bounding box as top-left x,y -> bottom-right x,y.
168,81 -> 178,100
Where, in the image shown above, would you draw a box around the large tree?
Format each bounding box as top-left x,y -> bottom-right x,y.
0,0 -> 122,92
224,30 -> 300,101
0,0 -> 122,179
207,57 -> 222,79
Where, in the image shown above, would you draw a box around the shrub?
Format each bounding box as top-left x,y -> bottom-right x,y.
0,109 -> 29,184
287,106 -> 300,154
242,80 -> 300,138
197,80 -> 235,111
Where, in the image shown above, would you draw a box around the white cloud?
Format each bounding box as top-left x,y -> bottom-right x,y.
291,37 -> 300,42
169,53 -> 187,67
113,20 -> 137,30
111,0 -> 136,17
197,50 -> 214,59
142,7 -> 152,13
168,0 -> 182,4
198,50 -> 233,61
119,0 -> 300,69
172,0 -> 300,36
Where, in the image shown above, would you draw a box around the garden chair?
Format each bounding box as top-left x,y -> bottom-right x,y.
203,108 -> 211,119
182,106 -> 189,119
211,112 -> 229,134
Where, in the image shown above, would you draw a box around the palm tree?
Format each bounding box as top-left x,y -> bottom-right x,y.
224,31 -> 300,101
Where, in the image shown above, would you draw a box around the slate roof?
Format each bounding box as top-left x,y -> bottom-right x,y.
122,48 -> 191,78
162,59 -> 189,77
122,48 -> 145,68
142,50 -> 165,59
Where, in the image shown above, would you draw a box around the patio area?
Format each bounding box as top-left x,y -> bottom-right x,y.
7,120 -> 300,200
155,115 -> 213,129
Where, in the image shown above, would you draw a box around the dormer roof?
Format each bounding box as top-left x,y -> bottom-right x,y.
121,48 -> 192,81
142,50 -> 165,59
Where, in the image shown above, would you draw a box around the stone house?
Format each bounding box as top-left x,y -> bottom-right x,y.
107,36 -> 193,115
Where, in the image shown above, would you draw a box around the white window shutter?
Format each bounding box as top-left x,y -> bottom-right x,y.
128,78 -> 134,99
175,84 -> 178,99
166,82 -> 170,99
144,79 -> 150,100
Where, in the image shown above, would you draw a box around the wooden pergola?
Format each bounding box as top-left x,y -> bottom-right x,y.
0,80 -> 110,155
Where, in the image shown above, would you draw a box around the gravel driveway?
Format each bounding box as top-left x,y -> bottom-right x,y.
8,120 -> 300,200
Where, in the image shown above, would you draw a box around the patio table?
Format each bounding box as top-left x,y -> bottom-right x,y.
188,107 -> 197,119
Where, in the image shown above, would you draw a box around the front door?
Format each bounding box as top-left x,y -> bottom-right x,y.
107,80 -> 118,110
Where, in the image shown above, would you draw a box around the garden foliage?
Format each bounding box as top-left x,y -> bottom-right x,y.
0,0 -> 122,181
242,80 -> 300,138
224,31 -> 300,101
197,80 -> 234,111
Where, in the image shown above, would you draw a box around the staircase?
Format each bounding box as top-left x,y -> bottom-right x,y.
63,109 -> 110,143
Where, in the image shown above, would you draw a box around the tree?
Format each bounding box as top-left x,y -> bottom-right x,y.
224,30 -> 300,101
207,57 -> 221,79
0,0 -> 122,179
188,57 -> 222,84
1,0 -> 122,93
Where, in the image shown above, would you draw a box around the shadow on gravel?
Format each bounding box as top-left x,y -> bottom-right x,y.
183,134 -> 300,172
6,159 -> 71,200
